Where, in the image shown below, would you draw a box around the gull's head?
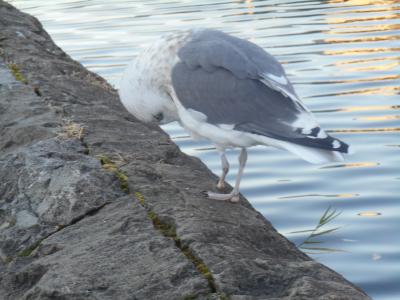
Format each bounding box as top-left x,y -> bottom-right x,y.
118,59 -> 178,125
119,30 -> 194,125
119,83 -> 176,125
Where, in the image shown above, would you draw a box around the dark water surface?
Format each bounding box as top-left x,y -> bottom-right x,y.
9,0 -> 400,299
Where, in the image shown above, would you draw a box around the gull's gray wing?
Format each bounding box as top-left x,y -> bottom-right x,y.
171,29 -> 349,152
178,29 -> 300,102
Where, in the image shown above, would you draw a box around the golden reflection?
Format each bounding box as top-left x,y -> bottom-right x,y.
336,193 -> 360,198
315,74 -> 400,84
332,56 -> 400,68
324,47 -> 400,56
329,24 -> 400,35
321,162 -> 379,169
328,13 -> 400,25
329,0 -> 399,6
328,7 -> 400,16
233,0 -> 254,15
326,0 -> 399,26
279,193 -> 358,199
310,86 -> 400,98
357,115 -> 400,121
313,105 -> 400,113
324,0 -> 400,85
329,127 -> 400,133
358,211 -> 382,217
324,35 -> 400,44
313,86 -> 400,97
343,105 -> 400,112
347,86 -> 399,96
245,0 -> 254,13
343,61 -> 400,72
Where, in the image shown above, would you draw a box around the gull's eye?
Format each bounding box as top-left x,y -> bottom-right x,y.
153,112 -> 164,122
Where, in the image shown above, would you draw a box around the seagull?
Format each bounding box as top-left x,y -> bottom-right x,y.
119,28 -> 350,202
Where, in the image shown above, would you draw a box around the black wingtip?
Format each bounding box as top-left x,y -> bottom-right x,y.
332,139 -> 350,153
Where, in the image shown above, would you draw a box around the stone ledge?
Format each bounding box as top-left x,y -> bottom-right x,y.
0,1 -> 371,299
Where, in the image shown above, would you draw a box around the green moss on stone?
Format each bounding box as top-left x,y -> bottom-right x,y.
134,191 -> 145,205
136,192 -> 217,293
7,63 -> 28,84
17,239 -> 43,257
180,244 -> 214,287
117,171 -> 129,193
97,154 -> 129,193
147,211 -> 177,240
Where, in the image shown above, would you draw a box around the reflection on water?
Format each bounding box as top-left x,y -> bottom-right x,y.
358,211 -> 382,217
357,115 -> 400,121
8,0 -> 400,299
313,104 -> 400,113
329,0 -> 398,4
309,86 -> 399,97
324,47 -> 400,56
320,162 -> 380,168
280,193 -> 360,199
330,127 -> 400,133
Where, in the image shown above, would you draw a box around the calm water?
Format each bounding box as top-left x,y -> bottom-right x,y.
9,0 -> 400,299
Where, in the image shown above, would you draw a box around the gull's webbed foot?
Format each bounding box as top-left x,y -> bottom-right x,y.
205,191 -> 240,203
204,147 -> 247,204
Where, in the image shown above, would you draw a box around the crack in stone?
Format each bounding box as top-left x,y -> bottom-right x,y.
16,201 -> 111,259
133,191 -> 227,299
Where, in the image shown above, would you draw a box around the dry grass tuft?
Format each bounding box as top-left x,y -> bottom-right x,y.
60,120 -> 85,140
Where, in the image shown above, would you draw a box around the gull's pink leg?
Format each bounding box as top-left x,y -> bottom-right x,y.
207,148 -> 247,203
217,150 -> 229,190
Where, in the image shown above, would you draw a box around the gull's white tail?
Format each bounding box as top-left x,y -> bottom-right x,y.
255,135 -> 345,164
279,141 -> 345,164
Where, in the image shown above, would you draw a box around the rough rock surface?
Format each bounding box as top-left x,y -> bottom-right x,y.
0,1 -> 371,299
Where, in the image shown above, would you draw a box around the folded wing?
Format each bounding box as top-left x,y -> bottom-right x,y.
172,29 -> 349,153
